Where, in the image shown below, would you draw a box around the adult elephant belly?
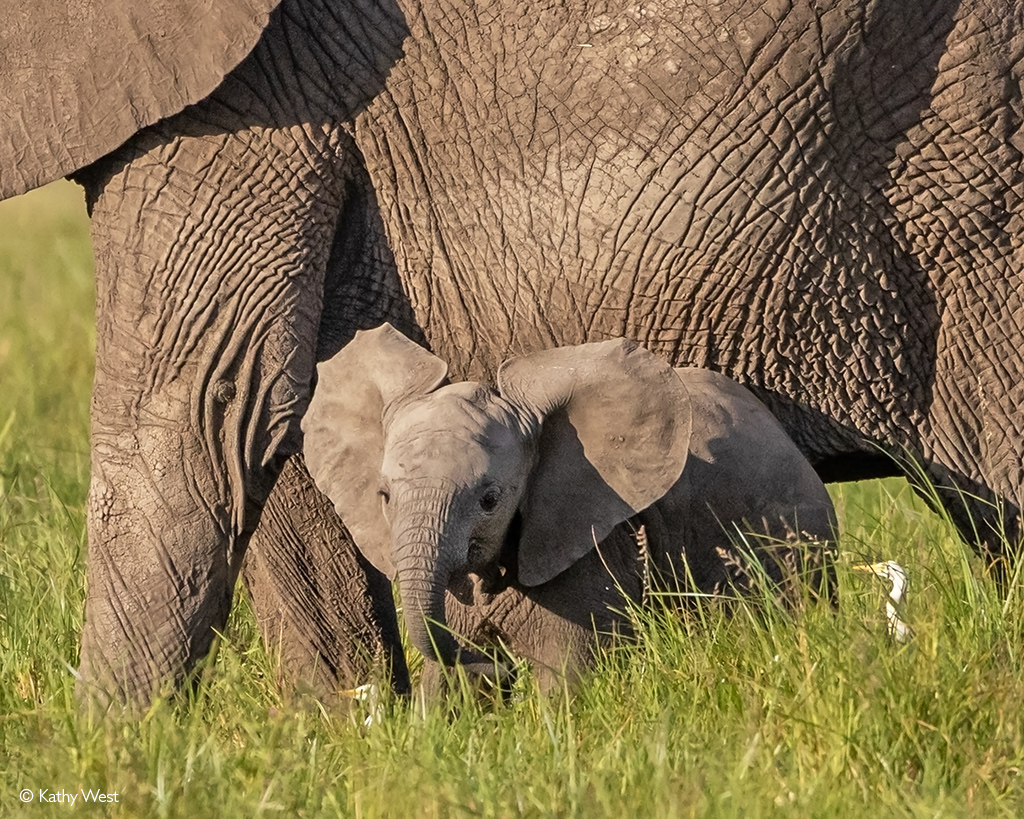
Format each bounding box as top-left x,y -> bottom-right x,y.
353,0 -> 1024,569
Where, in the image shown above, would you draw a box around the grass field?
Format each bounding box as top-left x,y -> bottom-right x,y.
1,182 -> 1022,817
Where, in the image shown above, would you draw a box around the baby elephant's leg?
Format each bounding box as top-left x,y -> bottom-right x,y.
438,530 -> 644,695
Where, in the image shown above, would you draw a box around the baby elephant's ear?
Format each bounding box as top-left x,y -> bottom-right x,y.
498,339 -> 692,587
302,324 -> 448,577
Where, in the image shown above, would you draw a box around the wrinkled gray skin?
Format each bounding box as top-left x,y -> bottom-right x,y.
2,0 -> 1022,704
303,325 -> 836,686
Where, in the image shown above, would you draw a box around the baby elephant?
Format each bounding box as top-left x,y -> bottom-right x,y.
302,324 -> 836,690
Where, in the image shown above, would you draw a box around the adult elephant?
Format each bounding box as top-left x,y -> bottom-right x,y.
2,0 -> 1021,704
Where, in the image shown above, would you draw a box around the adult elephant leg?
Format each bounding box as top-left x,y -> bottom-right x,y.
77,114 -> 353,706
239,163 -> 419,701
242,454 -> 410,699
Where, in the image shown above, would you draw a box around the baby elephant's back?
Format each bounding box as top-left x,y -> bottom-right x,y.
648,368 -> 836,601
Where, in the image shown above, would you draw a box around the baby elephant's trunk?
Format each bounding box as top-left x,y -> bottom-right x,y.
390,506 -> 500,678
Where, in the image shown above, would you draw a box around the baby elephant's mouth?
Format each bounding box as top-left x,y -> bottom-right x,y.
448,561 -> 509,607
450,511 -> 523,606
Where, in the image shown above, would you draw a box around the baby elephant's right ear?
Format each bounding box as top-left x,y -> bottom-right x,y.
301,324 -> 448,577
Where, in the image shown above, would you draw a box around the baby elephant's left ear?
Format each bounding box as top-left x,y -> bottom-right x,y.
498,339 -> 692,587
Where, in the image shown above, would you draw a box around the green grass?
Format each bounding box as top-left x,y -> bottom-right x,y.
1,182 -> 1022,816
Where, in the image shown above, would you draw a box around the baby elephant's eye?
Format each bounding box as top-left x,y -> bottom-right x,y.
479,488 -> 501,513
378,485 -> 391,505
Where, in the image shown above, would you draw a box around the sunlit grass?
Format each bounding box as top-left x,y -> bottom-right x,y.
1,183 -> 1021,816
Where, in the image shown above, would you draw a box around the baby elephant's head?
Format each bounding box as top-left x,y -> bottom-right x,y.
380,382 -> 535,601
302,325 -> 692,670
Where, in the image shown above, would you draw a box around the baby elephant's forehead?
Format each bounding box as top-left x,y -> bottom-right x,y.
383,383 -> 526,470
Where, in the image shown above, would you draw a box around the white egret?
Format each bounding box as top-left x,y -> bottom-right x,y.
854,560 -> 913,643
341,683 -> 382,727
